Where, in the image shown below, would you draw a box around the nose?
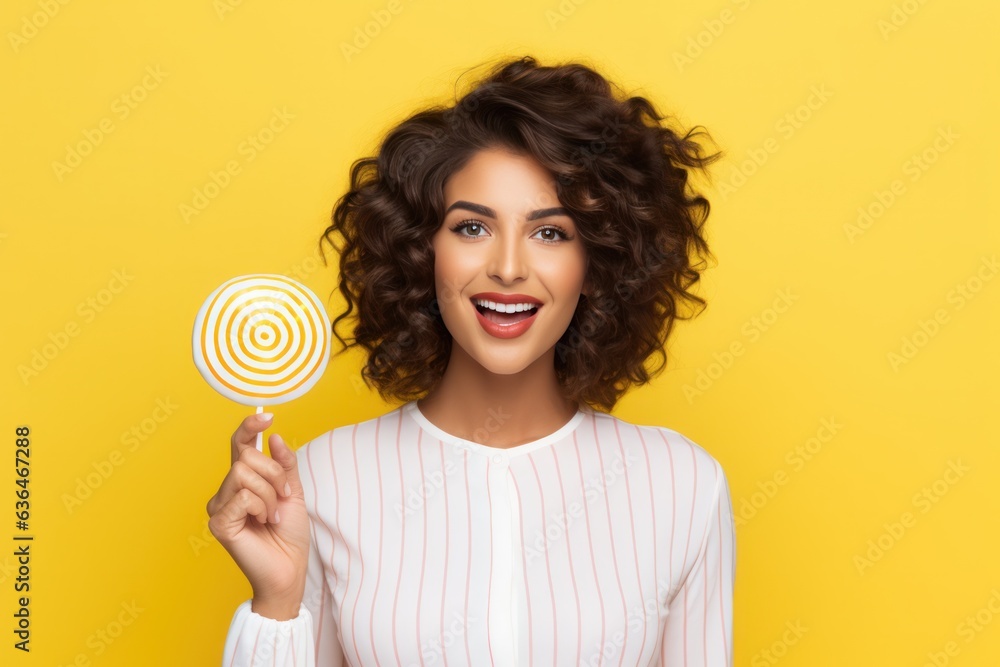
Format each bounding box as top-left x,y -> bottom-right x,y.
487,227 -> 528,285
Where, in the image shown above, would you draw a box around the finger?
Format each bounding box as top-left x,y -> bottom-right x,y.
208,455 -> 283,522
208,488 -> 269,543
267,433 -> 303,498
231,412 -> 274,462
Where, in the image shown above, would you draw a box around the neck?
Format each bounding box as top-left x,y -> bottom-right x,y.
416,344 -> 580,449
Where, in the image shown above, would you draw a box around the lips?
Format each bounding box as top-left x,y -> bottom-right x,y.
469,292 -> 541,338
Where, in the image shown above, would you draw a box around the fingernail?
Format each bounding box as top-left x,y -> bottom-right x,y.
283,482 -> 291,497
258,413 -> 273,423
274,510 -> 280,524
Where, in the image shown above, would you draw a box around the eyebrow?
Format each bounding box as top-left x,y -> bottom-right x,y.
444,200 -> 570,221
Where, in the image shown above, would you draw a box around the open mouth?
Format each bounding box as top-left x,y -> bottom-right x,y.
473,301 -> 540,325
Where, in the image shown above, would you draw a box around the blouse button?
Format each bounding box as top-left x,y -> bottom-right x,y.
492,454 -> 503,464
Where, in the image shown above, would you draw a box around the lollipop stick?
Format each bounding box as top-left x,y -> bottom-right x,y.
255,405 -> 264,452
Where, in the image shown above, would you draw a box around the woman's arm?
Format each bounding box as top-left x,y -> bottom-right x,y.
220,442 -> 347,667
657,462 -> 736,666
301,504 -> 347,666
221,526 -> 346,666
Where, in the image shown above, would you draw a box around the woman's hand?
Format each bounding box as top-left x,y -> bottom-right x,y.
206,414 -> 311,620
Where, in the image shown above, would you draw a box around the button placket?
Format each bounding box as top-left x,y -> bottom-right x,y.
486,452 -> 517,664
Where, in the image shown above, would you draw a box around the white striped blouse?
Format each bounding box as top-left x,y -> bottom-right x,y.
223,399 -> 735,666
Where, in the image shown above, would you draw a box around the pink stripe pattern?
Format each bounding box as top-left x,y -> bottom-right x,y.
221,400 -> 736,666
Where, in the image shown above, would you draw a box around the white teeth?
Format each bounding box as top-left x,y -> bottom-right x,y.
474,298 -> 538,313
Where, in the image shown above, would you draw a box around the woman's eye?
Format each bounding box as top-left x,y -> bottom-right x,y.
533,227 -> 570,243
451,221 -> 486,237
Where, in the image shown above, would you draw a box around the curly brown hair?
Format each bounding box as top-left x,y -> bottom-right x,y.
320,55 -> 722,412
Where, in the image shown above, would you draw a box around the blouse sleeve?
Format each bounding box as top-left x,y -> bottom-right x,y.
658,461 -> 736,666
220,599 -> 313,666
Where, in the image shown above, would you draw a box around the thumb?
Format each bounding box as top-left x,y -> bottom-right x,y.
267,433 -> 304,498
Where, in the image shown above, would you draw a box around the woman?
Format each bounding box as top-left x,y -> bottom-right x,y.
207,55 -> 735,666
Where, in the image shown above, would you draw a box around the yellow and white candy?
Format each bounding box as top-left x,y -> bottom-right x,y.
192,274 -> 331,409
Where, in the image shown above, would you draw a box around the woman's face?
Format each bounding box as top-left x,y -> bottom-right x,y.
431,147 -> 588,376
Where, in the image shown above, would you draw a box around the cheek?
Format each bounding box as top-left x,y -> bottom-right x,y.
434,244 -> 483,282
543,253 -> 588,295
433,248 -> 471,306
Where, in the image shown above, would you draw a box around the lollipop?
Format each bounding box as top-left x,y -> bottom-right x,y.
192,274 -> 331,450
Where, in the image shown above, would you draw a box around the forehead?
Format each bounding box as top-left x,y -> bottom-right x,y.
443,148 -> 561,209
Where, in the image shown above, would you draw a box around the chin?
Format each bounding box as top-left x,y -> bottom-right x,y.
475,355 -> 535,377
477,343 -> 559,377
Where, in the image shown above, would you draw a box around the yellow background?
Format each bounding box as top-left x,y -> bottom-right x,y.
3,0 -> 998,664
